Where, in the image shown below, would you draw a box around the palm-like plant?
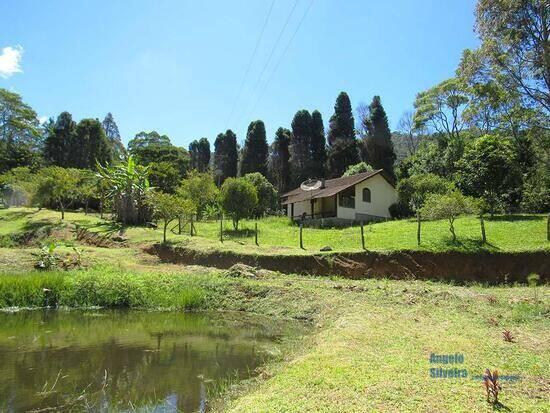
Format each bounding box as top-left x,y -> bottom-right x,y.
96,155 -> 152,225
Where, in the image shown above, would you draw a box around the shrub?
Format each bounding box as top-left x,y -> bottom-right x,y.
220,177 -> 258,230
397,173 -> 455,212
342,162 -> 374,177
389,201 -> 412,219
243,172 -> 278,217
421,190 -> 476,241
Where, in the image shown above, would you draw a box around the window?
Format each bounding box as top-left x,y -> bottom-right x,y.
362,187 -> 371,203
339,187 -> 355,208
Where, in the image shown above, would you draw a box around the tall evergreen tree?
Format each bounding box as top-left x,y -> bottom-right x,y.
327,92 -> 356,145
75,118 -> 113,169
362,96 -> 396,176
290,110 -> 312,185
241,120 -> 268,176
189,137 -> 211,172
326,92 -> 359,177
213,129 -> 238,185
269,127 -> 291,193
309,110 -> 327,178
44,111 -> 77,167
102,113 -> 126,160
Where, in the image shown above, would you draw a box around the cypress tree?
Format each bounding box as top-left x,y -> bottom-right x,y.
363,96 -> 396,176
290,110 -> 312,186
326,92 -> 359,177
44,111 -> 77,167
75,118 -> 113,169
189,137 -> 211,172
102,113 -> 126,160
309,110 -> 327,178
213,129 -> 238,185
241,120 -> 268,177
327,91 -> 355,145
269,127 -> 291,193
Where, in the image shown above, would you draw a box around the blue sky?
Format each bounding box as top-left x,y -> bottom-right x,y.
1,0 -> 478,148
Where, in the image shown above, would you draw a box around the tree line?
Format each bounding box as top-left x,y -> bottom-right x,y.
1,0 -> 548,226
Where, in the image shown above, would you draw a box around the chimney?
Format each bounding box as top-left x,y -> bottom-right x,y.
320,178 -> 326,189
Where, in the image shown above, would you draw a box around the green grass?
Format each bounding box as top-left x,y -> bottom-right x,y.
2,207 -> 547,255
0,266 -> 206,310
0,243 -> 548,411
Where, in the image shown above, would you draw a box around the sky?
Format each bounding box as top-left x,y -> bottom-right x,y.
1,0 -> 479,148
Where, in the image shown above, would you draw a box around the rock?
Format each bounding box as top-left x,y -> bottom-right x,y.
112,235 -> 128,243
320,246 -> 333,252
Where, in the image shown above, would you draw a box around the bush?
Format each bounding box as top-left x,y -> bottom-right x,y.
389,201 -> 413,219
397,173 -> 455,212
342,162 -> 374,177
220,177 -> 258,230
243,172 -> 278,217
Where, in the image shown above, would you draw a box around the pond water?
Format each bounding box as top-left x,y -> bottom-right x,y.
0,310 -> 305,412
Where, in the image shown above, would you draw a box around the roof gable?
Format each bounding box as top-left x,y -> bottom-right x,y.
281,169 -> 394,205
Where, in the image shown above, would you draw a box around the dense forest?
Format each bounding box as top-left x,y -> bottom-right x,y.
1,0 -> 549,223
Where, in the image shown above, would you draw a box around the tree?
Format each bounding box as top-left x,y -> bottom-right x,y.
102,113 -> 126,160
290,110 -> 312,185
475,0 -> 550,114
96,155 -> 151,225
213,130 -> 238,185
326,92 -> 359,177
189,137 -> 211,172
362,96 -> 396,176
309,110 -> 327,178
128,131 -> 190,178
243,172 -> 278,217
457,134 -> 522,214
44,111 -> 76,167
327,92 -> 356,145
268,127 -> 291,193
241,120 -> 268,176
342,162 -> 374,177
397,173 -> 456,211
396,110 -> 421,156
326,139 -> 359,178
76,169 -> 100,214
421,190 -> 476,242
35,167 -> 80,219
0,89 -> 41,173
177,170 -> 219,218
148,191 -> 193,243
74,118 -> 113,169
148,161 -> 181,193
220,177 -> 258,230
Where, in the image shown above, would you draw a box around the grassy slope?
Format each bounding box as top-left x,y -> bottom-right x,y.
1,208 -> 548,254
0,207 -> 549,411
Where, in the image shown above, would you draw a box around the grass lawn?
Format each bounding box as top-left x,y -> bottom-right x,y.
0,208 -> 548,411
1,207 -> 548,255
0,259 -> 548,411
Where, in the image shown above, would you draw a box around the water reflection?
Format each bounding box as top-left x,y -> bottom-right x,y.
0,310 -> 304,412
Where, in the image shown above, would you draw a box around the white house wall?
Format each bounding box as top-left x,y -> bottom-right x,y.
337,174 -> 397,220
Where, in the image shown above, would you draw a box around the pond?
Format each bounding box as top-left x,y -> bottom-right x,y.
0,310 -> 306,412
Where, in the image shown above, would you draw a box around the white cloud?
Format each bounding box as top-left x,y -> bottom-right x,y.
0,45 -> 23,79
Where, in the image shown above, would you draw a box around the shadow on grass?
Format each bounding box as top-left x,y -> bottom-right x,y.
2,209 -> 37,221
434,236 -> 500,252
224,228 -> 257,239
84,221 -> 126,236
491,401 -> 512,412
488,214 -> 544,222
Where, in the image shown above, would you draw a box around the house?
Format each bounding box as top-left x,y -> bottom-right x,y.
281,169 -> 397,223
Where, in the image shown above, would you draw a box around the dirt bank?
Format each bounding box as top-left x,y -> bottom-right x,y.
148,244 -> 549,284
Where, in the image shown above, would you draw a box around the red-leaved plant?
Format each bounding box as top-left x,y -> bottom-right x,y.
483,369 -> 502,403
502,330 -> 515,343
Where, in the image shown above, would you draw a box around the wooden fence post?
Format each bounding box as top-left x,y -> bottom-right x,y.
190,215 -> 194,236
220,214 -> 223,243
417,210 -> 421,246
480,214 -> 486,244
360,221 -> 365,250
299,223 -> 304,249
255,222 -> 259,246
547,213 -> 549,241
